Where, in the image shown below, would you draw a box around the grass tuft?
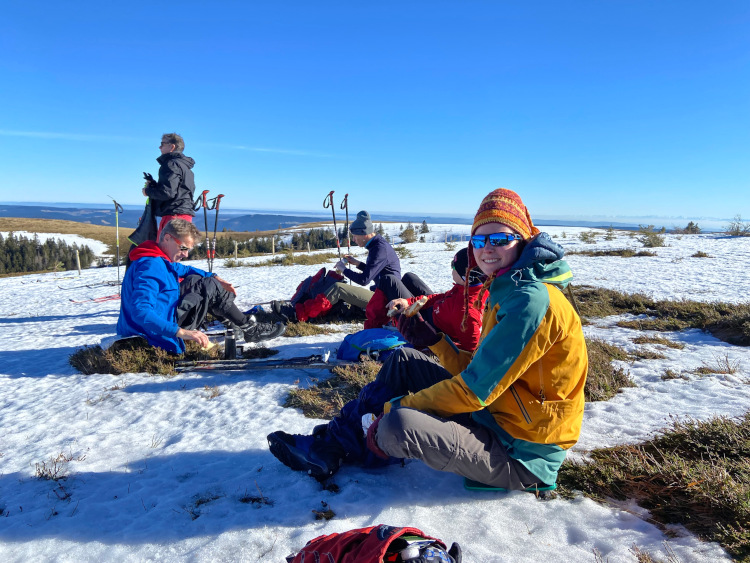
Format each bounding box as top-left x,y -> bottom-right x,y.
34,451 -> 86,481
558,413 -> 750,560
693,353 -> 741,376
284,359 -> 381,419
584,338 -> 635,402
629,348 -> 668,361
567,249 -> 657,258
631,335 -> 685,350
283,322 -> 336,337
661,369 -> 688,381
568,286 -> 750,346
69,338 -> 225,376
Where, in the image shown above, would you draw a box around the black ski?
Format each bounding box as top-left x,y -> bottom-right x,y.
174,354 -> 354,373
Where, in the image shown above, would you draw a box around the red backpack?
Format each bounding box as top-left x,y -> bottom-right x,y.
286,524 -> 461,563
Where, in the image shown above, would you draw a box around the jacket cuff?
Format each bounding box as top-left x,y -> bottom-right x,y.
428,334 -> 458,356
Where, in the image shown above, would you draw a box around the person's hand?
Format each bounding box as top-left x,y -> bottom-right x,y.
335,259 -> 347,272
365,414 -> 389,459
213,275 -> 237,295
344,255 -> 359,265
387,298 -> 409,317
177,328 -> 210,348
397,312 -> 440,348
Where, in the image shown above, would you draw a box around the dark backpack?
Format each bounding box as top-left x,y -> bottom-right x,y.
286,524 -> 461,563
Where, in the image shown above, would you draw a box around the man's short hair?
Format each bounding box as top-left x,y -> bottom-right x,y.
160,219 -> 201,243
162,133 -> 185,152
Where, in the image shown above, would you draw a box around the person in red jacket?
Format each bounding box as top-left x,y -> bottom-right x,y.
387,247 -> 487,352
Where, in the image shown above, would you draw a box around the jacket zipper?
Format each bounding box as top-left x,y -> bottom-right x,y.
510,385 -> 532,424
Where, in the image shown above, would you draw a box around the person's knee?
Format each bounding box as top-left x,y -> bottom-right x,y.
324,282 -> 345,304
377,408 -> 420,458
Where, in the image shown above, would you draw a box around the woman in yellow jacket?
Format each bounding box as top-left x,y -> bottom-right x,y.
370,188 -> 588,489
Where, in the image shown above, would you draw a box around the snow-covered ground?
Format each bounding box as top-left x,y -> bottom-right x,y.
1,225 -> 748,562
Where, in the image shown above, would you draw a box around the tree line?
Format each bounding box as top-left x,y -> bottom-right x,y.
193,227 -> 345,258
0,232 -> 95,275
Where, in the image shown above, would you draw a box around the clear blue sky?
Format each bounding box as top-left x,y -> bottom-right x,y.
1,1 -> 748,221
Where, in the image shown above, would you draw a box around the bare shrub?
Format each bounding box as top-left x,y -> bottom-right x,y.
35,451 -> 86,481
725,215 -> 750,237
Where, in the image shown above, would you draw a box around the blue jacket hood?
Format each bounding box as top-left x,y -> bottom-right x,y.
509,232 -> 572,288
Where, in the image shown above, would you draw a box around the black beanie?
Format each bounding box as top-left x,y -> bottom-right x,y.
349,210 -> 374,235
452,247 -> 485,285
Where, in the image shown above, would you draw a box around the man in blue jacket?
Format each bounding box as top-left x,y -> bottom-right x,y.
117,219 -> 283,354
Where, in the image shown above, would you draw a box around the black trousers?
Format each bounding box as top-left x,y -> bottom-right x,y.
175,274 -> 246,329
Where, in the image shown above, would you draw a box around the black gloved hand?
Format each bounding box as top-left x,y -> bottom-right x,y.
396,312 -> 440,348
143,172 -> 157,190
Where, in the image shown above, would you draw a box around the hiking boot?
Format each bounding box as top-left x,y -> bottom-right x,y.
271,300 -> 297,323
240,318 -> 285,342
267,430 -> 345,481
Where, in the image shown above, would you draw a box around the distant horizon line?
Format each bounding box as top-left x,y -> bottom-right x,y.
0,200 -> 735,225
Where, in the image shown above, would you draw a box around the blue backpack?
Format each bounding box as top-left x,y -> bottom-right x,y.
337,328 -> 409,362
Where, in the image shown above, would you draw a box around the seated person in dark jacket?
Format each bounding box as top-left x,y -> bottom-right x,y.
143,133 -> 197,242
117,219 -> 284,354
291,211 -> 415,329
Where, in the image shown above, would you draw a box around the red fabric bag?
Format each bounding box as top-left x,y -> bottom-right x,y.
286,524 -> 456,563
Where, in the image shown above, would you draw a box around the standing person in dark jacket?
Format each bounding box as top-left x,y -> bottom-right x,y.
143,133 -> 197,242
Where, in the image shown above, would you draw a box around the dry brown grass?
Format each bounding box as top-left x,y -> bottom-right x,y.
584,338 -> 636,401
567,249 -> 657,258
568,286 -> 750,346
283,322 -> 336,337
631,335 -> 685,349
558,413 -> 750,560
68,338 -> 221,376
283,359 -> 381,419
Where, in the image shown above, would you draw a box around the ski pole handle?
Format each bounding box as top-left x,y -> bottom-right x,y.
323,190 -> 334,208
194,190 -> 209,211
340,193 -> 348,210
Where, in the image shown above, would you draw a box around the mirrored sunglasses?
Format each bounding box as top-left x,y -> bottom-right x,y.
470,232 -> 522,249
170,234 -> 192,252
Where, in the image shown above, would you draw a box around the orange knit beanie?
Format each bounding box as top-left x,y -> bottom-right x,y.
471,188 -> 539,239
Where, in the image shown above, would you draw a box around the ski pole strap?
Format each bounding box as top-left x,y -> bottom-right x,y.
206,194 -> 224,211
323,190 -> 334,208
195,190 -> 209,211
214,194 -> 224,211
113,201 -> 124,214
340,193 -> 348,210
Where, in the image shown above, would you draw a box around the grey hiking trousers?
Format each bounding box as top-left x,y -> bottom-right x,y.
324,281 -> 373,310
375,348 -> 542,490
